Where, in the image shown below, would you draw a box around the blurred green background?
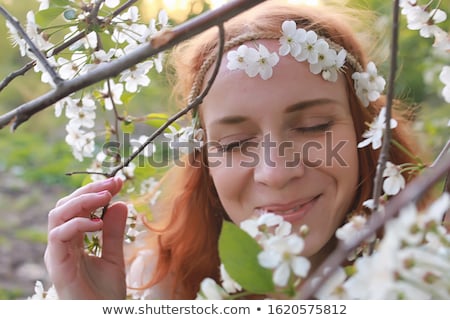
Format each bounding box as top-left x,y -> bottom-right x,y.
0,0 -> 448,299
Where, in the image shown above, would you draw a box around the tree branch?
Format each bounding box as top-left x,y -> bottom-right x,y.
297,151 -> 450,300
0,5 -> 63,86
0,61 -> 35,92
0,0 -> 265,131
371,0 -> 400,212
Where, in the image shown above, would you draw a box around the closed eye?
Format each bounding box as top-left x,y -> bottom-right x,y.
217,138 -> 257,152
295,121 -> 333,134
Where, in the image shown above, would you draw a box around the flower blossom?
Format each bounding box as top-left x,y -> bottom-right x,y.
220,264 -> 242,294
29,281 -> 58,300
119,61 -> 154,93
240,212 -> 291,242
352,62 -> 386,107
227,44 -> 279,80
403,5 -> 447,38
164,125 -> 204,154
99,80 -> 124,110
258,234 -> 310,287
196,278 -> 228,300
279,20 -> 304,56
131,135 -> 156,158
382,161 -> 405,196
357,107 -> 398,150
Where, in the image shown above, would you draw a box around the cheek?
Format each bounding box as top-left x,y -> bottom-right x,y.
208,162 -> 247,223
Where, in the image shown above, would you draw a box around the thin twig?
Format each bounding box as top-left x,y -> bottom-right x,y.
431,139 -> 450,167
297,151 -> 450,299
0,0 -> 138,94
96,23 -> 226,219
0,0 -> 265,131
108,23 -> 226,178
0,5 -> 63,86
371,0 -> 400,212
0,61 -> 35,92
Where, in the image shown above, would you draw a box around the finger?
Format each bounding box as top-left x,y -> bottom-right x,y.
56,177 -> 123,207
101,202 -> 128,266
45,217 -> 104,264
48,191 -> 112,231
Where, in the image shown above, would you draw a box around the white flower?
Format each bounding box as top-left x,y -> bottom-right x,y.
6,20 -> 27,56
65,96 -> 97,129
357,107 -> 398,150
321,48 -> 347,82
119,61 -> 153,92
405,6 -> 447,38
28,281 -> 58,300
294,30 -> 320,64
352,62 -> 386,107
164,125 -> 204,154
279,20 -> 304,56
64,27 -> 98,51
335,215 -> 368,244
111,7 -> 148,44
57,53 -> 88,80
313,267 -> 348,300
309,39 -> 335,77
100,80 -> 123,110
196,278 -> 228,300
131,135 -> 156,157
226,44 -> 259,71
220,264 -> 242,294
258,234 -> 310,287
246,44 -> 280,80
382,161 -> 405,196
25,11 -> 53,52
439,66 -> 450,103
105,0 -> 120,8
65,124 -> 96,161
140,10 -> 170,43
240,212 -> 291,243
433,28 -> 450,52
117,162 -> 136,181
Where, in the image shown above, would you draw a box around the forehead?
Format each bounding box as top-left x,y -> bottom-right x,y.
201,39 -> 350,121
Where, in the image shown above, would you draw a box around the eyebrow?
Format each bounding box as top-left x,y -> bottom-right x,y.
212,98 -> 337,125
285,98 -> 337,113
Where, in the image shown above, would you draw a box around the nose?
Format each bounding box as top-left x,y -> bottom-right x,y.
253,137 -> 305,189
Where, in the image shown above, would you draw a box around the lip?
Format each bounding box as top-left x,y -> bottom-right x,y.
256,195 -> 320,223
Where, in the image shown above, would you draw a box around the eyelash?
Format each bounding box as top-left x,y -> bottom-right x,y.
217,138 -> 255,152
295,121 -> 333,134
217,122 -> 333,152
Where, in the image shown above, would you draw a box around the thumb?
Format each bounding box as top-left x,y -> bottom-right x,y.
101,201 -> 128,265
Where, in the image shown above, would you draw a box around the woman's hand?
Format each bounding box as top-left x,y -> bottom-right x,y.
44,177 -> 128,299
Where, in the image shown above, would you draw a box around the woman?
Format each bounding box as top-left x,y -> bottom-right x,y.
44,1 -> 425,299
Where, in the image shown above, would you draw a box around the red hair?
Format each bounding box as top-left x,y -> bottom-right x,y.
130,1 -> 427,299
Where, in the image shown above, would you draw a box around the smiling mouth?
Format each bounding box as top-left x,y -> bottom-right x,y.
257,195 -> 320,223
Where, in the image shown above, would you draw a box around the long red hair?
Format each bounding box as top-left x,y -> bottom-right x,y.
130,1 -> 427,299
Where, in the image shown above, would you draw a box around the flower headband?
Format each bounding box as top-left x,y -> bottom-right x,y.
188,20 -> 386,109
175,20 -> 387,151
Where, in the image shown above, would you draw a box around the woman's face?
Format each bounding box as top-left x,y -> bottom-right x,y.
201,40 -> 359,258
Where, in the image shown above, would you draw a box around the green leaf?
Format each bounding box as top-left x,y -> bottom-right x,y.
219,221 -> 274,294
50,0 -> 72,7
145,113 -> 181,131
35,7 -> 65,26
